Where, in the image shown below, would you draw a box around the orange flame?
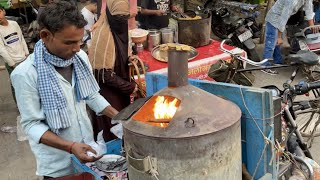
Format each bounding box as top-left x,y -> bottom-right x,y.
153,96 -> 178,120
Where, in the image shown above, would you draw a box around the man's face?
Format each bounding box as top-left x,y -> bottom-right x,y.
0,9 -> 6,24
42,25 -> 84,60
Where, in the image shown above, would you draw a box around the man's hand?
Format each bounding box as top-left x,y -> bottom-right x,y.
155,10 -> 166,16
71,142 -> 102,163
311,26 -> 320,34
276,37 -> 283,46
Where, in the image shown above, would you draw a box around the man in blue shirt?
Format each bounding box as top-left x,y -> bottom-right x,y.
11,1 -> 118,178
262,0 -> 316,75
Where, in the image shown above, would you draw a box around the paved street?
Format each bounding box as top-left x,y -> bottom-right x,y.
0,41 -> 319,179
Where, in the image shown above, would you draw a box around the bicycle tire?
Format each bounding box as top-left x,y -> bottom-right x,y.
295,108 -> 320,150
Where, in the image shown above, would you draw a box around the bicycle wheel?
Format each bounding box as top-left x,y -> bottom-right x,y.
295,106 -> 320,147
302,68 -> 320,98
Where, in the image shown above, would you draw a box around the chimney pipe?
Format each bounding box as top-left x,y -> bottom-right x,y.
168,50 -> 189,87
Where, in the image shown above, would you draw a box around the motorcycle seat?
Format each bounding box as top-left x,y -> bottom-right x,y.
288,50 -> 319,65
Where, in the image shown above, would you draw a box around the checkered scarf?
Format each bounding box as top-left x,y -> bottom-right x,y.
34,40 -> 100,133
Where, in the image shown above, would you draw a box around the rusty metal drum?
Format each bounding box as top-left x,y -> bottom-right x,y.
122,84 -> 242,180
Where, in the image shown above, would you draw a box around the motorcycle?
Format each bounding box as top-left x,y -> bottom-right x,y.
212,7 -> 260,62
204,3 -> 261,62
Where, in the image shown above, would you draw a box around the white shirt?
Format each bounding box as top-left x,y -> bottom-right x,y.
0,20 -> 29,66
265,0 -> 314,32
81,7 -> 97,42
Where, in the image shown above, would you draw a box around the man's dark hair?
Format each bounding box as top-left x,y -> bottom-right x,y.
0,5 -> 5,10
37,1 -> 87,33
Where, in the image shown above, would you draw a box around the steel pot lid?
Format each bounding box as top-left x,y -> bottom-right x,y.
122,85 -> 241,139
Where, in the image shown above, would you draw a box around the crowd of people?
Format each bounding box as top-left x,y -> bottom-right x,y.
1,0 -> 320,179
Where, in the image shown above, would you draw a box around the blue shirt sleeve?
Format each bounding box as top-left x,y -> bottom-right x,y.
11,69 -> 49,143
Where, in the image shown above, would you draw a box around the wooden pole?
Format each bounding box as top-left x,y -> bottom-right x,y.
259,0 -> 274,44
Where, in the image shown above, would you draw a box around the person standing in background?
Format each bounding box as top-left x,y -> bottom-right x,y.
0,5 -> 29,103
139,0 -> 180,30
261,0 -> 317,75
81,0 -> 98,46
90,0 -> 138,141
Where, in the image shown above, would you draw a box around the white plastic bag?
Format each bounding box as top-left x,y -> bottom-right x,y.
110,123 -> 123,139
86,131 -> 106,158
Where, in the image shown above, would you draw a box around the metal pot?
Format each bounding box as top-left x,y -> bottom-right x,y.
160,27 -> 174,44
177,15 -> 211,47
147,29 -> 161,51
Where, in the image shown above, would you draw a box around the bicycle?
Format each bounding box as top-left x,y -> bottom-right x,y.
218,39 -> 320,179
219,39 -> 320,144
263,81 -> 320,179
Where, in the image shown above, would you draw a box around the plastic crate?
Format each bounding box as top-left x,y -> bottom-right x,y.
71,138 -> 123,180
72,156 -> 102,180
106,138 -> 122,155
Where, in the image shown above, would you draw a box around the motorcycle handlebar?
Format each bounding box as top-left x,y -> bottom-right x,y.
290,81 -> 320,95
302,25 -> 320,37
220,39 -> 269,66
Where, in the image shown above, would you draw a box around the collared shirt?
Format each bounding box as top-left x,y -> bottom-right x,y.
11,50 -> 109,177
265,0 -> 314,32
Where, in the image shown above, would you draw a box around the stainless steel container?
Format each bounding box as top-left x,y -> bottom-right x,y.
160,27 -> 174,44
147,29 -> 161,51
122,50 -> 242,180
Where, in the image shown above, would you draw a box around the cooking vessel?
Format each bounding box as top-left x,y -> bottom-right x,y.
160,28 -> 174,44
176,14 -> 211,47
147,29 -> 161,51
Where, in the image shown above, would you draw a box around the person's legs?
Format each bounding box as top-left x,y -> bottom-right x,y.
273,45 -> 282,64
262,22 -> 279,75
273,31 -> 284,64
5,63 -> 16,103
263,22 -> 278,64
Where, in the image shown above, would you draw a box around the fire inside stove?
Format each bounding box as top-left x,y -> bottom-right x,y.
132,95 -> 181,128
